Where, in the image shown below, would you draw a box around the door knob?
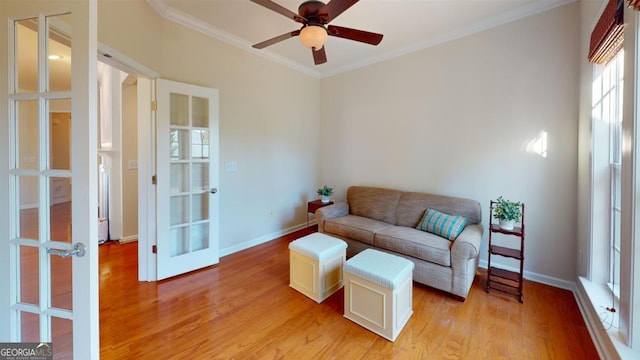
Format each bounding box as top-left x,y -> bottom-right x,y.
210,188 -> 218,194
48,242 -> 86,258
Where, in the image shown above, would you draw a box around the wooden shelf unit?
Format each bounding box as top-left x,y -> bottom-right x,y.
306,199 -> 334,228
485,201 -> 525,303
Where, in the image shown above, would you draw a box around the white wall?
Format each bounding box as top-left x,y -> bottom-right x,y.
122,80 -> 138,239
98,0 -> 321,254
578,0 -> 606,280
320,3 -> 580,284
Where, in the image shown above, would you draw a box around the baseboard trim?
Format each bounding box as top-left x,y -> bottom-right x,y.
478,259 -> 575,291
119,235 -> 138,244
219,223 -> 310,258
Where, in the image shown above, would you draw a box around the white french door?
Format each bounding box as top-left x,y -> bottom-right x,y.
155,79 -> 219,280
0,1 -> 99,359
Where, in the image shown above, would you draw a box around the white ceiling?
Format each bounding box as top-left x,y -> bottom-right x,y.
147,0 -> 572,78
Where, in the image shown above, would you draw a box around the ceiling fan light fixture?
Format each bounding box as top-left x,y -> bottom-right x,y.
299,25 -> 327,50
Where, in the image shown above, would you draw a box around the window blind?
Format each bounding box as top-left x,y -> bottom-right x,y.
589,0 -> 624,64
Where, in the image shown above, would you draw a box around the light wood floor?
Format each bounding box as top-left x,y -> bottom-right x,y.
98,227 -> 599,359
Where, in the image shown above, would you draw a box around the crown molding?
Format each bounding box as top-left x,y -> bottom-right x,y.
321,0 -> 577,77
146,0 -> 575,79
145,0 -> 321,79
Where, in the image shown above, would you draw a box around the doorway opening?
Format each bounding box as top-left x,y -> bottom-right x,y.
97,61 -> 139,246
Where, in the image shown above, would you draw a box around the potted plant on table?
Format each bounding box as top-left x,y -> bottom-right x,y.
317,185 -> 334,203
493,196 -> 522,230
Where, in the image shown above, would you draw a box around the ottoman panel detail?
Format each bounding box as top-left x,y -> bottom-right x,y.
289,233 -> 347,303
343,249 -> 414,341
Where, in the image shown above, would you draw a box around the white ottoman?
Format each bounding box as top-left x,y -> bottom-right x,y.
289,233 -> 348,303
343,249 -> 414,342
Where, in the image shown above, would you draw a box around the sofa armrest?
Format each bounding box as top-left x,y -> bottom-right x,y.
315,202 -> 349,233
451,224 -> 483,262
450,223 -> 483,299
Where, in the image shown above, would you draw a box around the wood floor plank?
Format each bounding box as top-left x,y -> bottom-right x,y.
94,227 -> 599,359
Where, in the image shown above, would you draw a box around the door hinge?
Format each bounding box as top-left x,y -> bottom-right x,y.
151,100 -> 157,111
152,175 -> 157,185
152,245 -> 157,254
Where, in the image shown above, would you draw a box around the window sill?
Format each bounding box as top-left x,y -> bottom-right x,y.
577,277 -> 640,359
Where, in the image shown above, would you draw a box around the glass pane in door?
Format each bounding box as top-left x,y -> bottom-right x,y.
17,175 -> 39,240
170,195 -> 189,225
191,193 -> 208,222
49,180 -> 71,243
191,130 -> 209,159
170,227 -> 189,257
50,252 -> 72,310
191,163 -> 208,192
170,93 -> 189,126
49,100 -> 71,171
15,19 -> 38,93
17,100 -> 39,170
47,13 -> 71,92
192,96 -> 208,127
191,223 -> 209,251
170,129 -> 189,160
52,317 -> 72,359
20,312 -> 40,342
19,245 -> 39,305
170,164 -> 188,194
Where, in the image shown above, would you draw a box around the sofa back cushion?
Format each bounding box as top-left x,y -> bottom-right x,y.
395,192 -> 482,227
347,186 -> 402,224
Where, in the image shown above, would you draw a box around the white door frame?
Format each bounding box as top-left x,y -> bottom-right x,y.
95,46 -> 159,281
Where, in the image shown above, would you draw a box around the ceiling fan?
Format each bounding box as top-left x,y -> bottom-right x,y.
250,0 -> 383,65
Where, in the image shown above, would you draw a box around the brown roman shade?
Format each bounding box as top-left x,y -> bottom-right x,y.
589,0 -> 624,64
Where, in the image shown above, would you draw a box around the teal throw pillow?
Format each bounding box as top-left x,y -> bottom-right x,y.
416,208 -> 468,241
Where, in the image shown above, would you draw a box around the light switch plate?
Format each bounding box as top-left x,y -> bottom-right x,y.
225,161 -> 238,172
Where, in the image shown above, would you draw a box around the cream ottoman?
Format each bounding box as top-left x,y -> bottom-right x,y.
343,249 -> 414,342
289,233 -> 347,303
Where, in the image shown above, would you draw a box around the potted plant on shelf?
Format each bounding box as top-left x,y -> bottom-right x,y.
317,185 -> 334,203
493,196 -> 522,230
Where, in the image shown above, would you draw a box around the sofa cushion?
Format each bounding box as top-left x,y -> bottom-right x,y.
416,209 -> 468,241
374,226 -> 452,267
347,186 -> 402,224
395,192 -> 482,227
324,215 -> 393,245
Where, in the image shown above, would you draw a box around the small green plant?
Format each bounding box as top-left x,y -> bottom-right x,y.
316,185 -> 334,196
493,196 -> 522,222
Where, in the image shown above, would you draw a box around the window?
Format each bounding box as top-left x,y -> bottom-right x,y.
592,51 -> 624,306
591,49 -> 623,305
191,129 -> 209,159
607,51 -> 623,298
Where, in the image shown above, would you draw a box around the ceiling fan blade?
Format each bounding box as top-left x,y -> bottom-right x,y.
319,0 -> 359,23
252,30 -> 300,49
312,47 -> 327,65
327,25 -> 383,45
250,0 -> 307,24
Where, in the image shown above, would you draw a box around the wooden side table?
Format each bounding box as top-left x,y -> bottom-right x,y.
307,200 -> 334,228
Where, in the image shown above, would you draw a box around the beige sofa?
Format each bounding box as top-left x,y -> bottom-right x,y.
316,186 -> 483,300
